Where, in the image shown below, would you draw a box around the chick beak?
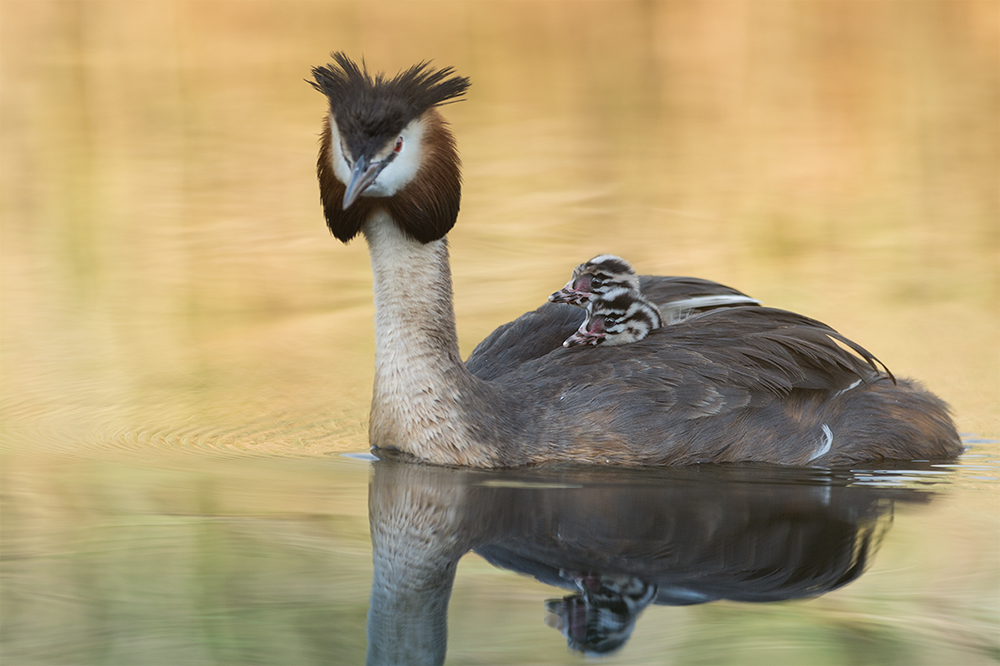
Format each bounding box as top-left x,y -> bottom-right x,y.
563,330 -> 604,348
343,155 -> 389,210
549,289 -> 573,304
549,281 -> 589,305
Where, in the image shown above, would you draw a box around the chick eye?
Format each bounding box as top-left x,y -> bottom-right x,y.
591,278 -> 604,288
604,316 -> 619,326
393,137 -> 403,153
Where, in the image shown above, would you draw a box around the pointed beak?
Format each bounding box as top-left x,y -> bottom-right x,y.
549,282 -> 588,305
343,155 -> 388,210
563,330 -> 604,347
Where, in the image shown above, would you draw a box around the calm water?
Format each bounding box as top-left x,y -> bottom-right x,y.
2,1 -> 998,664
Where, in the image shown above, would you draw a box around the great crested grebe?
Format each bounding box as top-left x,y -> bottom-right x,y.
309,53 -> 961,468
563,286 -> 663,347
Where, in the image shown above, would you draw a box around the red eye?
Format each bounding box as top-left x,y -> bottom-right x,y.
394,137 -> 403,153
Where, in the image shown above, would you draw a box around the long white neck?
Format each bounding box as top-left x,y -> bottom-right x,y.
362,213 -> 495,465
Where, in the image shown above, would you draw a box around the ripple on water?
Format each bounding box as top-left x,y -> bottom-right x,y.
1,410 -> 371,464
340,451 -> 378,462
6,406 -> 997,489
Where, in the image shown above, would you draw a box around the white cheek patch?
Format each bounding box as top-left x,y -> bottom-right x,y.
329,113 -> 428,198
328,113 -> 355,186
366,116 -> 427,197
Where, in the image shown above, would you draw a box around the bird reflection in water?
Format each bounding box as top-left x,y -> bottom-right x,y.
544,571 -> 658,656
366,454 -> 946,664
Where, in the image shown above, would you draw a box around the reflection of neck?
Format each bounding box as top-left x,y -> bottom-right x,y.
367,557 -> 456,666
366,463 -> 470,666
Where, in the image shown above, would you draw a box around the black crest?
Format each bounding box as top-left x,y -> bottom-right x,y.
310,53 -> 470,159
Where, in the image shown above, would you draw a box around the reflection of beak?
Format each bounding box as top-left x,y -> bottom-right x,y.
544,599 -> 565,631
343,155 -> 389,209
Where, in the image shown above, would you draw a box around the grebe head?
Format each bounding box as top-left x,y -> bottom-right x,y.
310,53 -> 470,244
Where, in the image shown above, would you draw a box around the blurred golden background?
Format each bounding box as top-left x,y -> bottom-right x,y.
1,2 -> 998,663
2,1 -> 997,453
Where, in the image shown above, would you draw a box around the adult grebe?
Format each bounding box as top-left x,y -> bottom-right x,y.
309,53 -> 961,468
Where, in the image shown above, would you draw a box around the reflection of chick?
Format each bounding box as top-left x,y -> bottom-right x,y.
545,572 -> 658,656
563,287 -> 663,347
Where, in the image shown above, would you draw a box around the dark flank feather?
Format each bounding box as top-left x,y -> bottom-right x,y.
469,305 -> 886,400
467,303 -> 584,380
462,303 -> 949,467
637,276 -> 755,306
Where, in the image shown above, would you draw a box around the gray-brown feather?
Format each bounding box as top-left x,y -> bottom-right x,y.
637,276 -> 757,309
464,303 -> 956,466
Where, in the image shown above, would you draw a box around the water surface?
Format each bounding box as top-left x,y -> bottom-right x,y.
2,1 -> 998,664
